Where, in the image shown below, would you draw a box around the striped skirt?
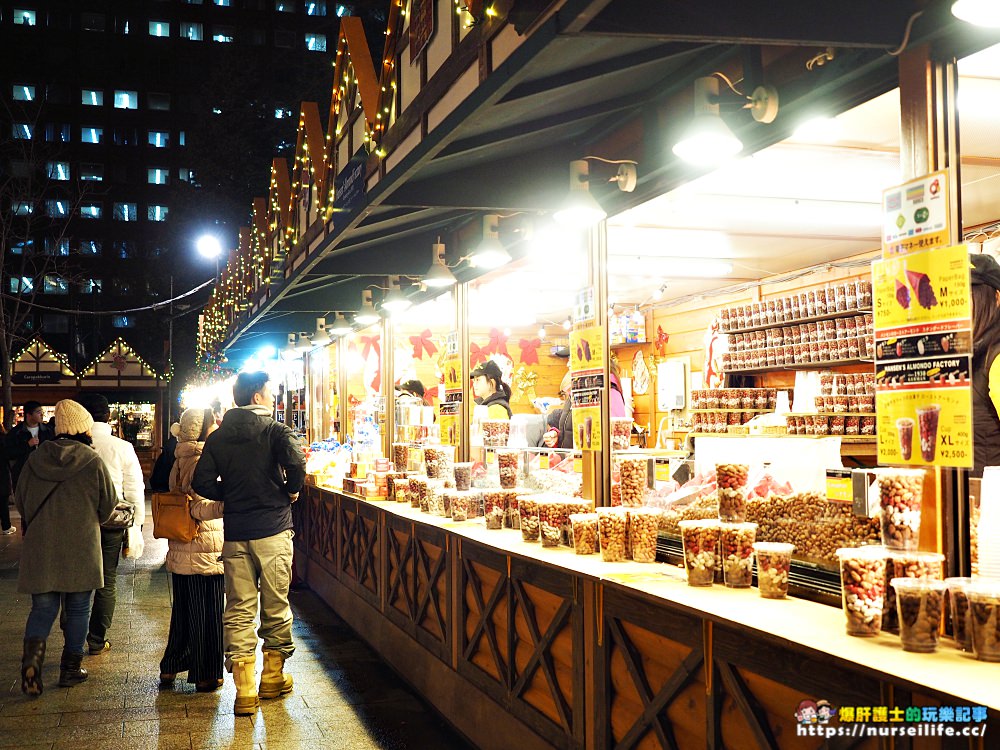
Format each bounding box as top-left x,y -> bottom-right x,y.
160,573 -> 225,683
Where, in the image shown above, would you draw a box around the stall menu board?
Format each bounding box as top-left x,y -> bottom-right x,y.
439,332 -> 461,447
873,243 -> 972,468
881,170 -> 950,258
571,287 -> 604,451
408,0 -> 434,62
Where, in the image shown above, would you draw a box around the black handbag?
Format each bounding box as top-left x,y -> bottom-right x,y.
101,502 -> 135,530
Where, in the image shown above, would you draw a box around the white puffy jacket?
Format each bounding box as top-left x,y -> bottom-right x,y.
165,441 -> 224,576
91,422 -> 146,526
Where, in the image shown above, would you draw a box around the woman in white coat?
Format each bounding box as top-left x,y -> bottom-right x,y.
159,408 -> 225,692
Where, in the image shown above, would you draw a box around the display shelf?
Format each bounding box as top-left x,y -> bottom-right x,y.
723,307 -> 873,335
689,408 -> 772,413
725,356 -> 874,375
787,411 -> 876,417
610,340 -> 649,349
690,433 -> 876,441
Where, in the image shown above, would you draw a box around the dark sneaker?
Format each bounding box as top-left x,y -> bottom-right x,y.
88,641 -> 111,655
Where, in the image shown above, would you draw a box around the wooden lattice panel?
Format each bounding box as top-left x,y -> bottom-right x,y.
309,492 -> 337,570
386,520 -> 415,622
414,534 -> 448,645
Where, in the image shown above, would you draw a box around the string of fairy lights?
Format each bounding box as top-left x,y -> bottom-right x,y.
11,336 -> 167,381
196,0 -> 502,374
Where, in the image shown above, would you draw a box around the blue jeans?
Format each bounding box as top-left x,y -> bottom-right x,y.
25,591 -> 93,655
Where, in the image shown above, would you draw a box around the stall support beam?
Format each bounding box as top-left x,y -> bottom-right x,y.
458,282 -> 471,463
383,316 -> 395,459
337,334 -> 347,444
582,219 -> 610,506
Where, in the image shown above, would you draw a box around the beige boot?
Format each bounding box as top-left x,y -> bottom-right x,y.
258,650 -> 293,699
232,657 -> 259,715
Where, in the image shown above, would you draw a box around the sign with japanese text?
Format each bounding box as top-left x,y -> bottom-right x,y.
881,170 -> 950,258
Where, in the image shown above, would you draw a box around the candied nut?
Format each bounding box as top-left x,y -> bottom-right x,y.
598,508 -> 629,562
618,458 -> 648,508
571,513 -> 599,555
629,509 -> 661,563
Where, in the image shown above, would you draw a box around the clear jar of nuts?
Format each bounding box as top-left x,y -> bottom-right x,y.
967,583 -> 1000,662
519,497 -> 540,541
483,489 -> 507,529
876,469 -> 924,551
496,449 -> 519,489
753,542 -> 795,599
408,475 -> 429,510
945,577 -> 974,652
482,419 -> 510,447
716,463 -> 749,522
618,457 -> 648,507
836,546 -> 888,637
629,508 -> 661,563
891,578 -> 947,653
423,445 -> 454,479
720,522 -> 757,588
539,499 -> 570,548
597,507 -> 629,562
679,519 -> 720,586
611,418 -> 632,451
454,462 -> 473,491
883,551 -> 945,632
570,513 -> 599,555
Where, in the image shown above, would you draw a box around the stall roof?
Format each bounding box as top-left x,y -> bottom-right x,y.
223,0 -> 1000,361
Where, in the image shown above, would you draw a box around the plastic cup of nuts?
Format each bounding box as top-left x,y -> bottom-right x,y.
715,463 -> 749,523
720,522 -> 757,588
945,577 -> 974,651
482,419 -> 510,447
890,578 -> 947,653
483,490 -> 508,530
618,457 -> 648,507
453,462 -> 473,491
570,513 -> 599,555
876,469 -> 924,551
496,449 -> 519,489
753,542 -> 795,599
519,497 -> 541,542
391,443 -> 409,472
423,445 -> 454,479
611,418 -> 632,452
539,499 -> 570,548
836,546 -> 888,637
451,493 -> 469,522
679,519 -> 721,587
629,507 -> 662,563
393,478 -> 410,504
597,507 -> 629,562
967,582 -> 1000,662
883,551 -> 944,632
408,475 -> 429,510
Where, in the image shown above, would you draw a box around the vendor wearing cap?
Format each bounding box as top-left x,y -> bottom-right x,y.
471,360 -> 512,419
970,252 -> 1000,477
396,379 -> 426,402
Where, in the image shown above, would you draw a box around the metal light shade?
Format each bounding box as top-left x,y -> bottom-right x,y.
468,217 -> 512,270
294,331 -> 312,352
672,76 -> 743,166
329,313 -> 353,335
310,317 -> 331,346
424,241 -> 457,287
381,287 -> 412,313
282,333 -> 301,360
952,0 -> 1000,25
554,160 -> 607,228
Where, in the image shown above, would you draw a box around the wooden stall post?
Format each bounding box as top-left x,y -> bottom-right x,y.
382,315 -> 394,459
581,219 -> 611,505
458,281 -> 471,463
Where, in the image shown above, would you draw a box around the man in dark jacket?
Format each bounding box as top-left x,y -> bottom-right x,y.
5,401 -> 54,490
191,371 -> 305,716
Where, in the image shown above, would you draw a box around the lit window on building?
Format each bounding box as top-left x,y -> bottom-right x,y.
186,0 -> 204,4
81,12 -> 105,31
79,239 -> 102,255
81,127 -> 103,143
80,203 -> 102,219
113,316 -> 136,328
13,123 -> 33,139
148,205 -> 169,222
148,168 -> 169,185
114,240 -> 138,258
181,22 -> 203,41
13,84 -> 35,101
275,1 -> 293,11
212,107 -> 222,115
47,162 -> 70,180
148,130 -> 170,147
13,10 -> 37,26
306,1 -> 327,16
212,27 -> 235,42
11,240 -> 34,255
44,238 -> 70,256
305,33 -> 326,51
9,277 -> 34,294
45,123 -> 71,142
81,163 -> 104,181
214,0 -> 232,6
274,108 -> 293,119
114,90 -> 138,109
178,168 -> 195,182
149,21 -> 170,37
45,200 -> 69,218
82,88 -> 103,106
113,202 -> 138,222
43,275 -> 69,294
336,4 -> 348,17
13,202 -> 34,216
81,279 -> 103,294
179,131 -> 186,146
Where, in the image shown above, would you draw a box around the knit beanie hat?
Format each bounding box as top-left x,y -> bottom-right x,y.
170,407 -> 211,442
54,399 -> 94,436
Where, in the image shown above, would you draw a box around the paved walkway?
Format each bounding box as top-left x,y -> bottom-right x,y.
0,503 -> 472,750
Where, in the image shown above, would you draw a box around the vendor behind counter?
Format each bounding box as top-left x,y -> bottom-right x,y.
471,360 -> 512,418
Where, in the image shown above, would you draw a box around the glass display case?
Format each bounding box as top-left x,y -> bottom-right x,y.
110,401 -> 156,449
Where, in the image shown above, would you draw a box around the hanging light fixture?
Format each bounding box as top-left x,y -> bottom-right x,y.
672,75 -> 778,167
294,331 -> 312,352
329,312 -> 353,335
952,0 -> 1000,26
424,238 -> 457,288
281,333 -> 301,360
311,317 -> 331,346
354,290 -> 380,325
380,276 -> 412,313
467,215 -> 511,269
553,160 -> 607,228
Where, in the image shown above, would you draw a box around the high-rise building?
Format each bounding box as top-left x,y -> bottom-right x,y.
2,0 -> 338,372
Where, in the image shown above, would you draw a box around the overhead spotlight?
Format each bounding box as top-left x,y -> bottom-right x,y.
281,333 -> 301,360
468,216 -> 511,270
554,160 -> 607,228
311,317 -> 331,346
329,313 -> 352,335
952,0 -> 1000,26
354,290 -> 380,325
537,326 -> 546,341
672,77 -> 744,166
380,277 -> 412,313
424,238 -> 457,288
294,331 -> 312,352
562,318 -> 571,331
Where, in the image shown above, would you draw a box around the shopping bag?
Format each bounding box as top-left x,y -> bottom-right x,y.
151,490 -> 198,543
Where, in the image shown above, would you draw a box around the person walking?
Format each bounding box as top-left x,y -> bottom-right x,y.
5,401 -> 55,490
159,407 -> 225,692
76,394 -> 146,655
192,372 -> 305,715
16,400 -> 117,695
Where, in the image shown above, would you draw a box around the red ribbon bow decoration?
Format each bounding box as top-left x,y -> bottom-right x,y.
360,334 -> 381,391
469,342 -> 487,367
655,325 -> 670,356
486,327 -> 509,358
518,337 -> 541,366
409,329 -> 437,360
